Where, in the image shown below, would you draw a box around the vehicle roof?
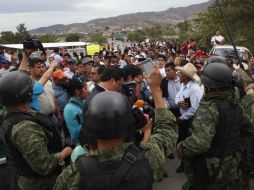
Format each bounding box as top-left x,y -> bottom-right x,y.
213,45 -> 249,51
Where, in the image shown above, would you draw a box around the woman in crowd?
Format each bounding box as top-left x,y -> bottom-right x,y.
64,76 -> 89,145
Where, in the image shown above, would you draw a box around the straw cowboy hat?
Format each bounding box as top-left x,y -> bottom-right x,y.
176,63 -> 200,82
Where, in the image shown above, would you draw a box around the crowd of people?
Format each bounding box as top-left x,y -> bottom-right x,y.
0,32 -> 253,190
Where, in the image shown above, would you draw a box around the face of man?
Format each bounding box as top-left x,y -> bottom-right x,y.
216,31 -> 220,36
93,56 -> 100,64
30,63 -> 45,79
11,53 -> 17,62
41,54 -> 47,62
156,58 -> 166,69
86,69 -> 93,82
109,78 -> 124,92
179,54 -> 186,63
63,55 -> 70,64
110,58 -> 118,66
134,74 -> 143,84
78,64 -> 86,75
179,72 -> 189,84
81,81 -> 89,99
165,67 -> 176,80
174,57 -> 180,67
85,63 -> 93,74
114,52 -> 120,60
91,67 -> 101,83
68,63 -> 76,72
124,55 -> 130,63
199,55 -> 207,64
147,51 -> 155,59
2,62 -> 11,69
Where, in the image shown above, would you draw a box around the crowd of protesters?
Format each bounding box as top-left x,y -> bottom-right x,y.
0,31 -> 254,190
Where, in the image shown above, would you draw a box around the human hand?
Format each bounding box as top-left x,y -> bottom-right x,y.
146,66 -> 163,90
176,117 -> 182,124
23,48 -> 35,57
50,60 -> 59,69
178,101 -> 188,109
60,147 -> 73,160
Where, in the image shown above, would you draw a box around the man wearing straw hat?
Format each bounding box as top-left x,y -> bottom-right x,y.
174,63 -> 203,173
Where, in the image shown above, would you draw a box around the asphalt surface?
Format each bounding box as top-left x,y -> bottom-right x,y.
153,159 -> 254,190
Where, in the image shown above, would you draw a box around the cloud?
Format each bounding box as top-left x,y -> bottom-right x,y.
0,0 -> 209,31
0,0 -> 83,13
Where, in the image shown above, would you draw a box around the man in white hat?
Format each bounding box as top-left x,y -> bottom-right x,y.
174,63 -> 203,173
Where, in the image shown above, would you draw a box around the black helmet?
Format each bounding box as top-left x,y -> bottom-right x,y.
84,91 -> 135,139
0,71 -> 33,106
201,62 -> 232,88
205,55 -> 229,66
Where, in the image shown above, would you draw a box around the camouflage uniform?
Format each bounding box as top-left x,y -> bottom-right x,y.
177,90 -> 254,190
54,108 -> 178,190
8,109 -> 63,190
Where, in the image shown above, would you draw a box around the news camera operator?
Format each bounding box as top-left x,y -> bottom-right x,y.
54,67 -> 178,190
121,64 -> 143,105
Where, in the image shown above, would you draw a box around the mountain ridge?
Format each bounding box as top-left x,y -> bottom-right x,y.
30,0 -> 212,35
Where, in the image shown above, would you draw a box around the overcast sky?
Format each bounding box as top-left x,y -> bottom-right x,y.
0,0 -> 209,32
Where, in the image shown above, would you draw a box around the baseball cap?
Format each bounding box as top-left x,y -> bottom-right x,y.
81,57 -> 94,65
53,54 -> 63,64
52,70 -> 65,79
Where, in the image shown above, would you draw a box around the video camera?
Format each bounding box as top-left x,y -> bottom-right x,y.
131,100 -> 155,145
121,81 -> 137,98
23,37 -> 46,54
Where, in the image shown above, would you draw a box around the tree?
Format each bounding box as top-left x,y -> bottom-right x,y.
65,33 -> 80,42
38,35 -> 58,43
88,33 -> 107,44
0,23 -> 30,44
15,23 -> 30,43
127,31 -> 146,42
194,0 -> 254,51
177,21 -> 191,33
0,31 -> 17,44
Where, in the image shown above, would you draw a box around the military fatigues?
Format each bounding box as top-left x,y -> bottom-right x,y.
177,90 -> 254,190
6,110 -> 63,190
54,108 -> 178,190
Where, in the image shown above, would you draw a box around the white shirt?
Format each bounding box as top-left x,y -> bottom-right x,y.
211,35 -> 225,45
167,76 -> 181,108
175,80 -> 203,120
159,68 -> 166,77
63,68 -> 74,79
87,81 -> 95,92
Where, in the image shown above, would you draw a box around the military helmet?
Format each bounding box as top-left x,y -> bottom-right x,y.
84,91 -> 135,139
201,62 -> 232,88
205,55 -> 229,66
0,71 -> 33,106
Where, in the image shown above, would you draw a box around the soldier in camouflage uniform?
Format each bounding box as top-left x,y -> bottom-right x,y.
54,68 -> 178,190
0,71 -> 73,190
177,62 -> 254,190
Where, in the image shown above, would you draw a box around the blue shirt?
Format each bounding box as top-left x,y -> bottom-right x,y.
29,82 -> 44,112
63,98 -> 84,144
119,60 -> 127,69
167,76 -> 181,108
175,80 -> 203,120
53,83 -> 69,112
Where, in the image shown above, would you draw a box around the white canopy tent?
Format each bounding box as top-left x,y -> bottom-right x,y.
0,42 -> 89,49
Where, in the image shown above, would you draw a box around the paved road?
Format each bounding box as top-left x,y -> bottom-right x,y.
154,159 -> 254,190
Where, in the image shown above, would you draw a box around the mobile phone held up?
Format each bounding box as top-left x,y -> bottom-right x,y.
140,58 -> 153,77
